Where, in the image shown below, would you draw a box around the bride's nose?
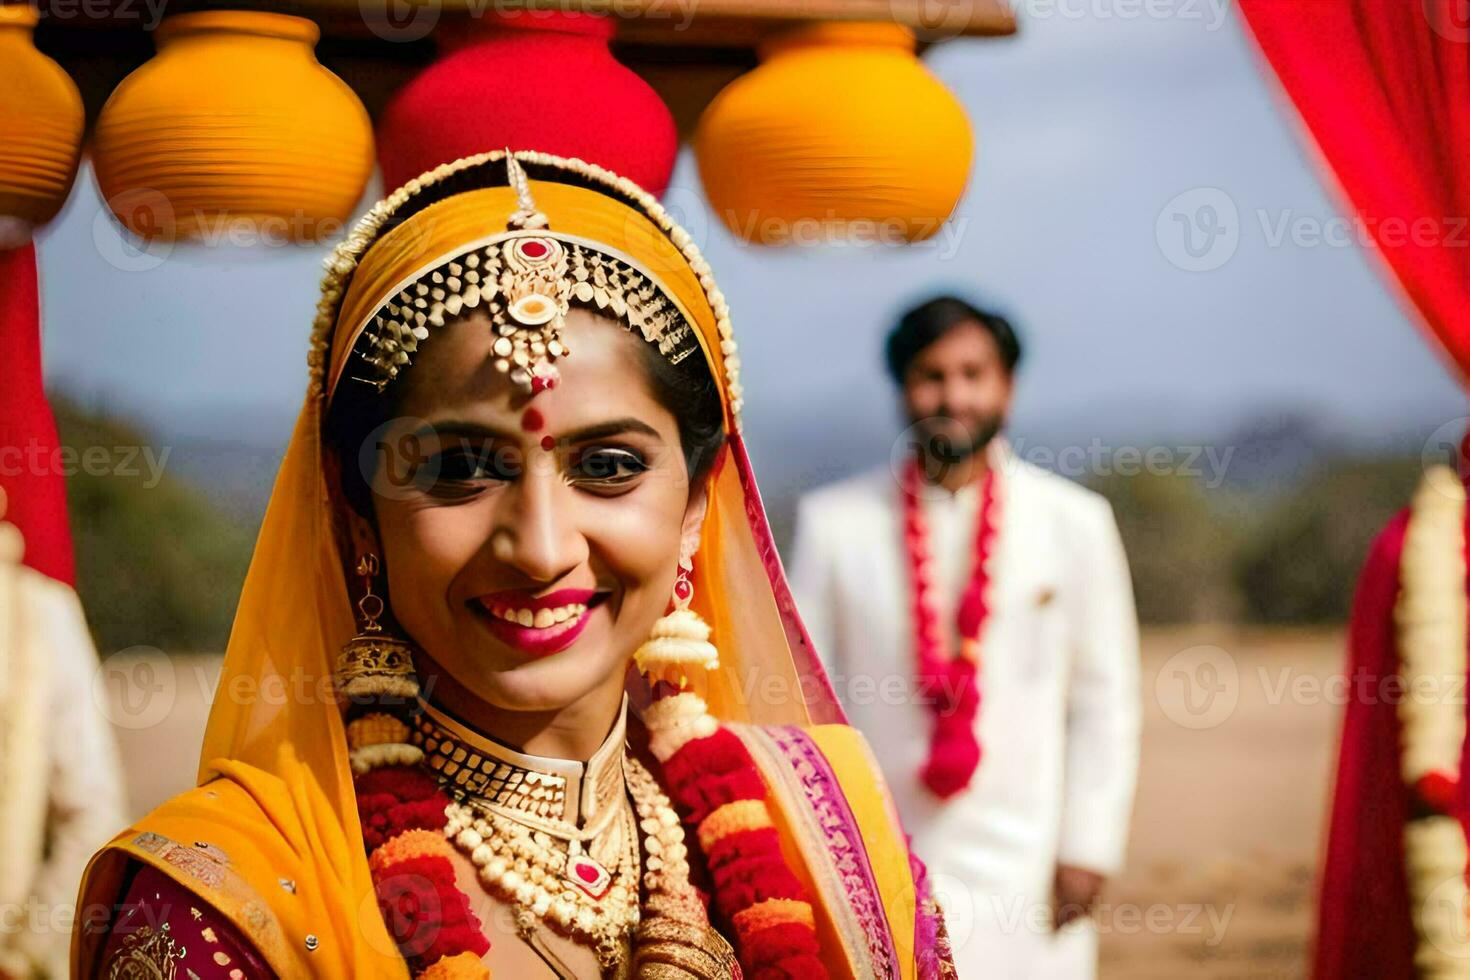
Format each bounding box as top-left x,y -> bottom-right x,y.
491,457 -> 589,584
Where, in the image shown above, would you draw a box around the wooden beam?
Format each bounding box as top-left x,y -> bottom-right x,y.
20,0 -> 1016,39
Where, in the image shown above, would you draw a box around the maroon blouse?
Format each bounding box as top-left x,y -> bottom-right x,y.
92,861 -> 276,979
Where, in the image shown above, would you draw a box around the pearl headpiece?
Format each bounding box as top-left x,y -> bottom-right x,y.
350,154 -> 696,395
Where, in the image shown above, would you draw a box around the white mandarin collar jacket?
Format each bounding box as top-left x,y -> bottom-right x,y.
789,445 -> 1141,978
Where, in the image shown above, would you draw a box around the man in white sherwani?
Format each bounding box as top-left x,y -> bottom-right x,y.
790,296 -> 1141,979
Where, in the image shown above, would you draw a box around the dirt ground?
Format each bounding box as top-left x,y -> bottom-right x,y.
108,627 -> 1344,979
1098,626 -> 1341,980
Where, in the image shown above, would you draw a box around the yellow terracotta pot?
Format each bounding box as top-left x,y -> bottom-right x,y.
92,10 -> 373,244
695,22 -> 973,246
0,4 -> 85,236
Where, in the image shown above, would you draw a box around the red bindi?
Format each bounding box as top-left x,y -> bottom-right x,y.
520,408 -> 544,432
540,435 -> 557,452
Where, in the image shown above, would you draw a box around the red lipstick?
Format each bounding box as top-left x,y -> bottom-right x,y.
471,588 -> 601,657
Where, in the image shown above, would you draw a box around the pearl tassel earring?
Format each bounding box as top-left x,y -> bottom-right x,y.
635,550 -> 720,764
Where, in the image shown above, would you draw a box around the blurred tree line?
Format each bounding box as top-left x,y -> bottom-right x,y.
1088,457 -> 1424,625
56,397 -> 253,654
53,395 -> 1432,653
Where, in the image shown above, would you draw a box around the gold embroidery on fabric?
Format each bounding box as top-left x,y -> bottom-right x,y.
923,897 -> 961,979
242,902 -> 270,934
132,833 -> 229,890
122,831 -> 289,967
732,724 -> 901,980
105,922 -> 185,980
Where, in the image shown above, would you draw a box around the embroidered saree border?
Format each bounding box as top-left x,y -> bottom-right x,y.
74,829 -> 290,975
733,723 -> 905,980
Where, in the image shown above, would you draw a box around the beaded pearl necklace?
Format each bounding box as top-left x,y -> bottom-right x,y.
419,700 -> 693,975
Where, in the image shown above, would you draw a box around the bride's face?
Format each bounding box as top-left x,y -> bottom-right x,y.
362,308 -> 705,714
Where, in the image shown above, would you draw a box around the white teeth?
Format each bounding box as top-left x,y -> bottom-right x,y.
487,602 -> 589,628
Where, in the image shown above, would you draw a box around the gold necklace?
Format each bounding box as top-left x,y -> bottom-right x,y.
415,698 -> 733,977
444,795 -> 640,971
416,699 -> 672,973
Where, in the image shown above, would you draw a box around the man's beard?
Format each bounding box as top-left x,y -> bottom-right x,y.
911,411 -> 1005,480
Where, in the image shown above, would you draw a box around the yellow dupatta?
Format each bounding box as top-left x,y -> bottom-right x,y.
74,151 -> 926,979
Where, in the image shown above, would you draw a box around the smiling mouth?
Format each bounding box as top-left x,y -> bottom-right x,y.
470,590 -> 610,657
484,602 -> 588,629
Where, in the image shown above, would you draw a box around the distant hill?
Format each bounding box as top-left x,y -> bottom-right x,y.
54,396 -> 256,655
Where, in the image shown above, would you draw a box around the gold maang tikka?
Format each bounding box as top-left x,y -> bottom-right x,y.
353,153 -> 693,396
335,553 -> 420,702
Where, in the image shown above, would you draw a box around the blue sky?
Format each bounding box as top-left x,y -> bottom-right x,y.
36,2 -> 1467,483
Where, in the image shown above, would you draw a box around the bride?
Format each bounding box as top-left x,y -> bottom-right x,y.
75,150 -> 954,979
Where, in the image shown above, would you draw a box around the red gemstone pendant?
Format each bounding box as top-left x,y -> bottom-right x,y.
567,857 -> 611,899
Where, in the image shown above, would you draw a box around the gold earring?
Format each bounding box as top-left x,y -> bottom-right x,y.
335,553 -> 420,702
634,554 -> 719,691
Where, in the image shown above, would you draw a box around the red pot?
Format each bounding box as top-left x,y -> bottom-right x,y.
378,11 -> 677,197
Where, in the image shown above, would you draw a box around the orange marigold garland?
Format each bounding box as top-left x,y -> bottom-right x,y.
636,558 -> 829,979
348,702 -> 491,978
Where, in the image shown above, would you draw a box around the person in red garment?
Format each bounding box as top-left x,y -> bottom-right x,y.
1314,431 -> 1470,978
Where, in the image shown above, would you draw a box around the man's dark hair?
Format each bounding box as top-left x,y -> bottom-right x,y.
884,295 -> 1023,384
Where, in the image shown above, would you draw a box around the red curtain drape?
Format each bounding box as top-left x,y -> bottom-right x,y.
1239,0 -> 1470,386
0,241 -> 75,586
1237,4 -> 1470,976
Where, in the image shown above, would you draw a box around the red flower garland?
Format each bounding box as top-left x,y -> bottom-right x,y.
656,721 -> 830,979
358,766 -> 457,850
352,763 -> 491,976
901,456 -> 1000,799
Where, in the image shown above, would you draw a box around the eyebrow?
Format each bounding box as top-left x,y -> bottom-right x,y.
412,417 -> 662,443
563,418 -> 662,442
